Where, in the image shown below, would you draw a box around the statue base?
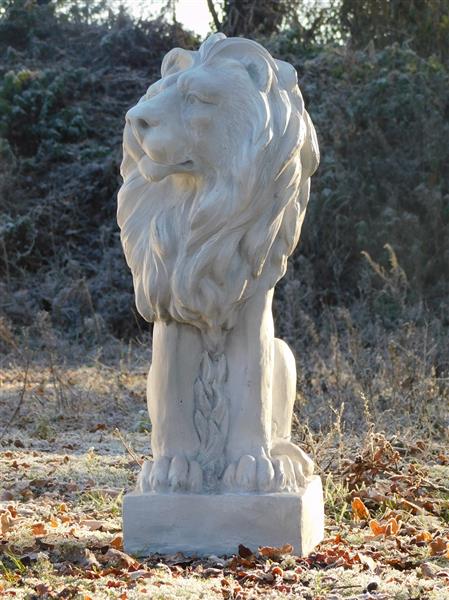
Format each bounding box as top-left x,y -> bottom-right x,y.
122,475 -> 324,557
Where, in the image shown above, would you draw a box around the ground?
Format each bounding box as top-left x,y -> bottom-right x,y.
0,337 -> 448,599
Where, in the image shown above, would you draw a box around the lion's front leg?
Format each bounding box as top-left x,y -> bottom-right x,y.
138,321 -> 203,493
222,290 -> 278,492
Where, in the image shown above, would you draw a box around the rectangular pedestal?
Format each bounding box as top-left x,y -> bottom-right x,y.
123,475 -> 324,557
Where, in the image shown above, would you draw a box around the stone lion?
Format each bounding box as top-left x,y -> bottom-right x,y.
117,33 -> 319,494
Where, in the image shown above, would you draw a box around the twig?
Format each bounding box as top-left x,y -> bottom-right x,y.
114,428 -> 144,466
206,0 -> 221,31
419,476 -> 449,495
0,356 -> 30,440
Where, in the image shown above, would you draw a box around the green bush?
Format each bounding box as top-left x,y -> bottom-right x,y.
294,44 -> 449,310
0,68 -> 88,157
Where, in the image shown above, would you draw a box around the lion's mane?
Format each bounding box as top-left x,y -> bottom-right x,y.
117,34 -> 319,334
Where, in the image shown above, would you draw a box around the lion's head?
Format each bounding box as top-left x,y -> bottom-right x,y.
117,33 -> 319,332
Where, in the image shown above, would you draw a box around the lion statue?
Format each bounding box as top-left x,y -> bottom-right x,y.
117,33 -> 319,494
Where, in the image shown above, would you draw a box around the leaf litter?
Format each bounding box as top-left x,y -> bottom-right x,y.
1,364 -> 448,598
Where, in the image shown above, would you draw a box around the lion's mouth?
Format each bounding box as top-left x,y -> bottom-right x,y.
170,160 -> 193,169
151,158 -> 194,169
138,156 -> 195,181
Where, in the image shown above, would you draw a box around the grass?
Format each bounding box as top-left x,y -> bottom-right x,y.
0,313 -> 448,599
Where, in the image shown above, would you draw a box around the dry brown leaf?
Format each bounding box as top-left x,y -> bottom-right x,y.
369,517 -> 400,537
0,512 -> 13,535
80,519 -> 104,531
415,531 -> 432,543
352,497 -> 370,520
238,544 -> 253,558
429,537 -> 449,556
103,548 -> 139,568
369,519 -> 384,536
110,535 -> 123,550
385,517 -> 401,536
31,522 -> 47,536
35,583 -> 52,595
259,544 -> 293,559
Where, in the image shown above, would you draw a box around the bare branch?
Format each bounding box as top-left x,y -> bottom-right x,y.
206,0 -> 221,31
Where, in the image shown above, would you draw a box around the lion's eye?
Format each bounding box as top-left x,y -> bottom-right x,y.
186,93 -> 213,106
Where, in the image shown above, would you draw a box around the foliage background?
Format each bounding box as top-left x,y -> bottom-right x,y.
0,0 -> 448,426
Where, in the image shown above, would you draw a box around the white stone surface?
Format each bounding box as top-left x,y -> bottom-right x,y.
117,33 -> 322,555
123,476 -> 324,557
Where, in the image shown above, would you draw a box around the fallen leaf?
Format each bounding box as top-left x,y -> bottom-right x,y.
35,583 -> 52,595
0,490 -> 14,501
369,519 -> 384,536
369,517 -> 400,537
421,562 -> 437,578
31,522 -> 47,536
352,497 -> 370,520
385,517 -> 401,536
415,531 -> 432,543
106,580 -> 123,588
103,548 -> 139,568
129,569 -> 152,581
238,544 -> 253,558
429,537 -> 449,556
83,549 -> 101,568
259,544 -> 293,559
110,535 -> 123,550
80,519 -> 105,531
61,515 -> 72,524
0,512 -> 13,535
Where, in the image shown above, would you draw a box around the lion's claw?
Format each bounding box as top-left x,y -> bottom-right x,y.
222,451 -> 309,493
136,456 -> 203,493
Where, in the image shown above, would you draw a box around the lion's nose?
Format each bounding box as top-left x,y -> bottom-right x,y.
126,108 -> 160,143
128,115 -> 159,130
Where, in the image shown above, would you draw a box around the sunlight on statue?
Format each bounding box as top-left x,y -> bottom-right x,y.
117,33 -> 320,497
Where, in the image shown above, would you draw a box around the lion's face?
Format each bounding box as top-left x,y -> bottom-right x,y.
125,57 -> 272,184
118,34 -> 319,330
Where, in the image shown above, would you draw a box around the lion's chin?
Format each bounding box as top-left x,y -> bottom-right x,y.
138,155 -> 194,182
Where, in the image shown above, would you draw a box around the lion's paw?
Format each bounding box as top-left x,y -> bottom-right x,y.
221,453 -> 277,492
136,456 -> 203,493
221,450 -> 309,493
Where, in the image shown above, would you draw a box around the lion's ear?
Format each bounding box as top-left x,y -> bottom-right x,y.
242,56 -> 272,93
161,48 -> 195,77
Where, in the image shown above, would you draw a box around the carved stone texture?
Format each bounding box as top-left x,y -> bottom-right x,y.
118,33 -> 322,555
123,477 -> 324,556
